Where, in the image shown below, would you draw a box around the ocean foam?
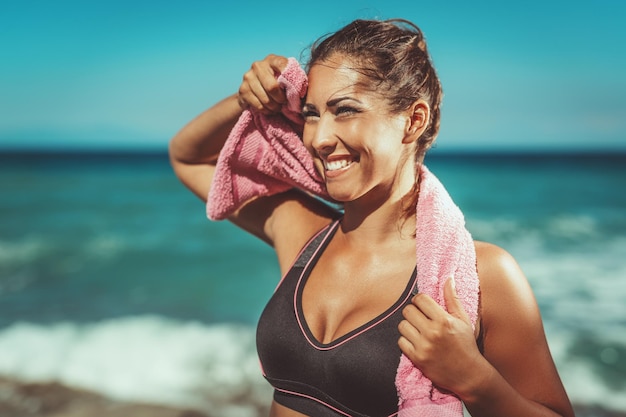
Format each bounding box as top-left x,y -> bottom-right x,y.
472,214 -> 626,410
0,315 -> 624,414
0,238 -> 46,266
467,214 -> 626,334
0,316 -> 272,417
548,332 -> 626,411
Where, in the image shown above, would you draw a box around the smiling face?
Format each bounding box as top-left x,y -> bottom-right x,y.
302,55 -> 418,205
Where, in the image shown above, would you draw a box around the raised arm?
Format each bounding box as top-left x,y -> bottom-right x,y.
169,93 -> 242,202
168,55 -> 337,262
168,54 -> 290,202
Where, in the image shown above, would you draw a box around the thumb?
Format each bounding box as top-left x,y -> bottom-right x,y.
444,276 -> 471,325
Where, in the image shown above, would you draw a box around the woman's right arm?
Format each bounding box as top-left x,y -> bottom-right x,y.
169,93 -> 241,202
169,56 -> 338,261
169,93 -> 286,245
169,54 -> 291,202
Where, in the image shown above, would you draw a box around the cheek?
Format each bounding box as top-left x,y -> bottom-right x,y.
301,127 -> 325,174
301,127 -> 313,152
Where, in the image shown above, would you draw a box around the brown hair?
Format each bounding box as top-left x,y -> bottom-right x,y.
306,18 -> 443,219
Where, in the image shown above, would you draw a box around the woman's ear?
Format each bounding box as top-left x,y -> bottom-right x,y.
403,100 -> 430,144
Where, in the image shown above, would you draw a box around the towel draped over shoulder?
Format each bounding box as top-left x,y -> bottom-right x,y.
207,57 -> 480,416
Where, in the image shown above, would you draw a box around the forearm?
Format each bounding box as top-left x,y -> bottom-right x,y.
461,360 -> 569,417
168,94 -> 243,199
169,93 -> 242,165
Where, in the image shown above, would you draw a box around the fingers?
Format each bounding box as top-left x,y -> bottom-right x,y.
398,280 -> 480,389
443,276 -> 472,325
265,54 -> 289,102
238,54 -> 288,114
399,308 -> 422,339
398,335 -> 416,357
397,293 -> 450,359
397,295 -> 434,358
409,292 -> 444,321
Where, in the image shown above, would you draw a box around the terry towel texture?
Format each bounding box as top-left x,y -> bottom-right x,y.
394,164 -> 479,416
207,57 -> 327,221
206,57 -> 480,416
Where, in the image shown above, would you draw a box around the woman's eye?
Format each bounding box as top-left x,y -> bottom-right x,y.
302,109 -> 319,120
336,106 -> 358,116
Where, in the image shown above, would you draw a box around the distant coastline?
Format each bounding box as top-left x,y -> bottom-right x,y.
1,146 -> 626,158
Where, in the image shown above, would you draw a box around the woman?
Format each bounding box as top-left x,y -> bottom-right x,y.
169,19 -> 574,417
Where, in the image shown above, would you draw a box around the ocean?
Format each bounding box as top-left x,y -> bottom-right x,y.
0,150 -> 625,416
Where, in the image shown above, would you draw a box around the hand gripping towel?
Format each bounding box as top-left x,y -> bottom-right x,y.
394,165 -> 480,416
206,57 -> 327,221
206,58 -> 480,416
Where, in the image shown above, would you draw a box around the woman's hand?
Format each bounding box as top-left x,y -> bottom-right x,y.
398,277 -> 489,397
238,54 -> 289,114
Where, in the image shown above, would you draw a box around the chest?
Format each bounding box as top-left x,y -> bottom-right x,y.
302,252 -> 416,345
256,221 -> 418,415
256,260 -> 414,416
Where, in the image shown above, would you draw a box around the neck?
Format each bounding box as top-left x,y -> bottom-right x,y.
339,158 -> 418,245
340,188 -> 415,246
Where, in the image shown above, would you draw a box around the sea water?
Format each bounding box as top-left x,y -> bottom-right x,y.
0,151 -> 624,415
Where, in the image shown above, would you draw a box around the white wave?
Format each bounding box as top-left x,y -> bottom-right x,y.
467,213 -> 613,244
83,234 -> 127,259
0,238 -> 47,293
0,316 -> 624,414
0,233 -> 128,279
0,231 -> 148,263
0,238 -> 45,265
546,214 -> 599,239
515,239 -> 626,335
0,316 -> 272,417
468,215 -> 626,331
467,217 -> 530,242
548,332 -> 626,411
446,214 -> 626,411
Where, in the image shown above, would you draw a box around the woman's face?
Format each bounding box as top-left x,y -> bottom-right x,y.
302,55 -> 416,204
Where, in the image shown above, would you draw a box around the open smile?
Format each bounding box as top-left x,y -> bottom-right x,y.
324,158 -> 355,171
321,156 -> 359,179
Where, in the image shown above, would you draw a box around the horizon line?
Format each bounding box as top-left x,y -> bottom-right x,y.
2,147 -> 626,158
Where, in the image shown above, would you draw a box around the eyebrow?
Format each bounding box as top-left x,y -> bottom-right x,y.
327,96 -> 361,107
302,96 -> 362,111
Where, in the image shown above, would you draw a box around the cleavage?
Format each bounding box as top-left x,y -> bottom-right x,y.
300,247 -> 415,346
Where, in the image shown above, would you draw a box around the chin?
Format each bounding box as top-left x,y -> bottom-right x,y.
325,188 -> 357,204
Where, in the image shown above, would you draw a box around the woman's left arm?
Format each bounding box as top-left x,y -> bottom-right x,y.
398,242 -> 574,417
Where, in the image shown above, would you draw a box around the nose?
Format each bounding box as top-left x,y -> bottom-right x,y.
304,114 -> 336,158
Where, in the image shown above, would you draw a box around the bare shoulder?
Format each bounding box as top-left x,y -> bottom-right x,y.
270,191 -> 340,270
473,241 -> 541,329
234,189 -> 340,273
474,241 -> 530,294
472,245 -> 574,416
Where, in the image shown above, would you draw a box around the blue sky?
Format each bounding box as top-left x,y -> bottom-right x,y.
1,0 -> 625,151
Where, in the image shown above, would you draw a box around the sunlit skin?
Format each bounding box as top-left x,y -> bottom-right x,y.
302,56 -> 418,209
169,51 -> 575,417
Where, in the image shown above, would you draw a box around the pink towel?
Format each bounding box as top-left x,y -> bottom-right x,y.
395,165 -> 480,416
206,58 -> 480,416
207,57 -> 327,221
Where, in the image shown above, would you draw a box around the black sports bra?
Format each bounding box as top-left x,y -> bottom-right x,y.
256,220 -> 418,416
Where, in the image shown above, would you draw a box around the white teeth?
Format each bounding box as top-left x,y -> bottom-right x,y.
324,159 -> 352,171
